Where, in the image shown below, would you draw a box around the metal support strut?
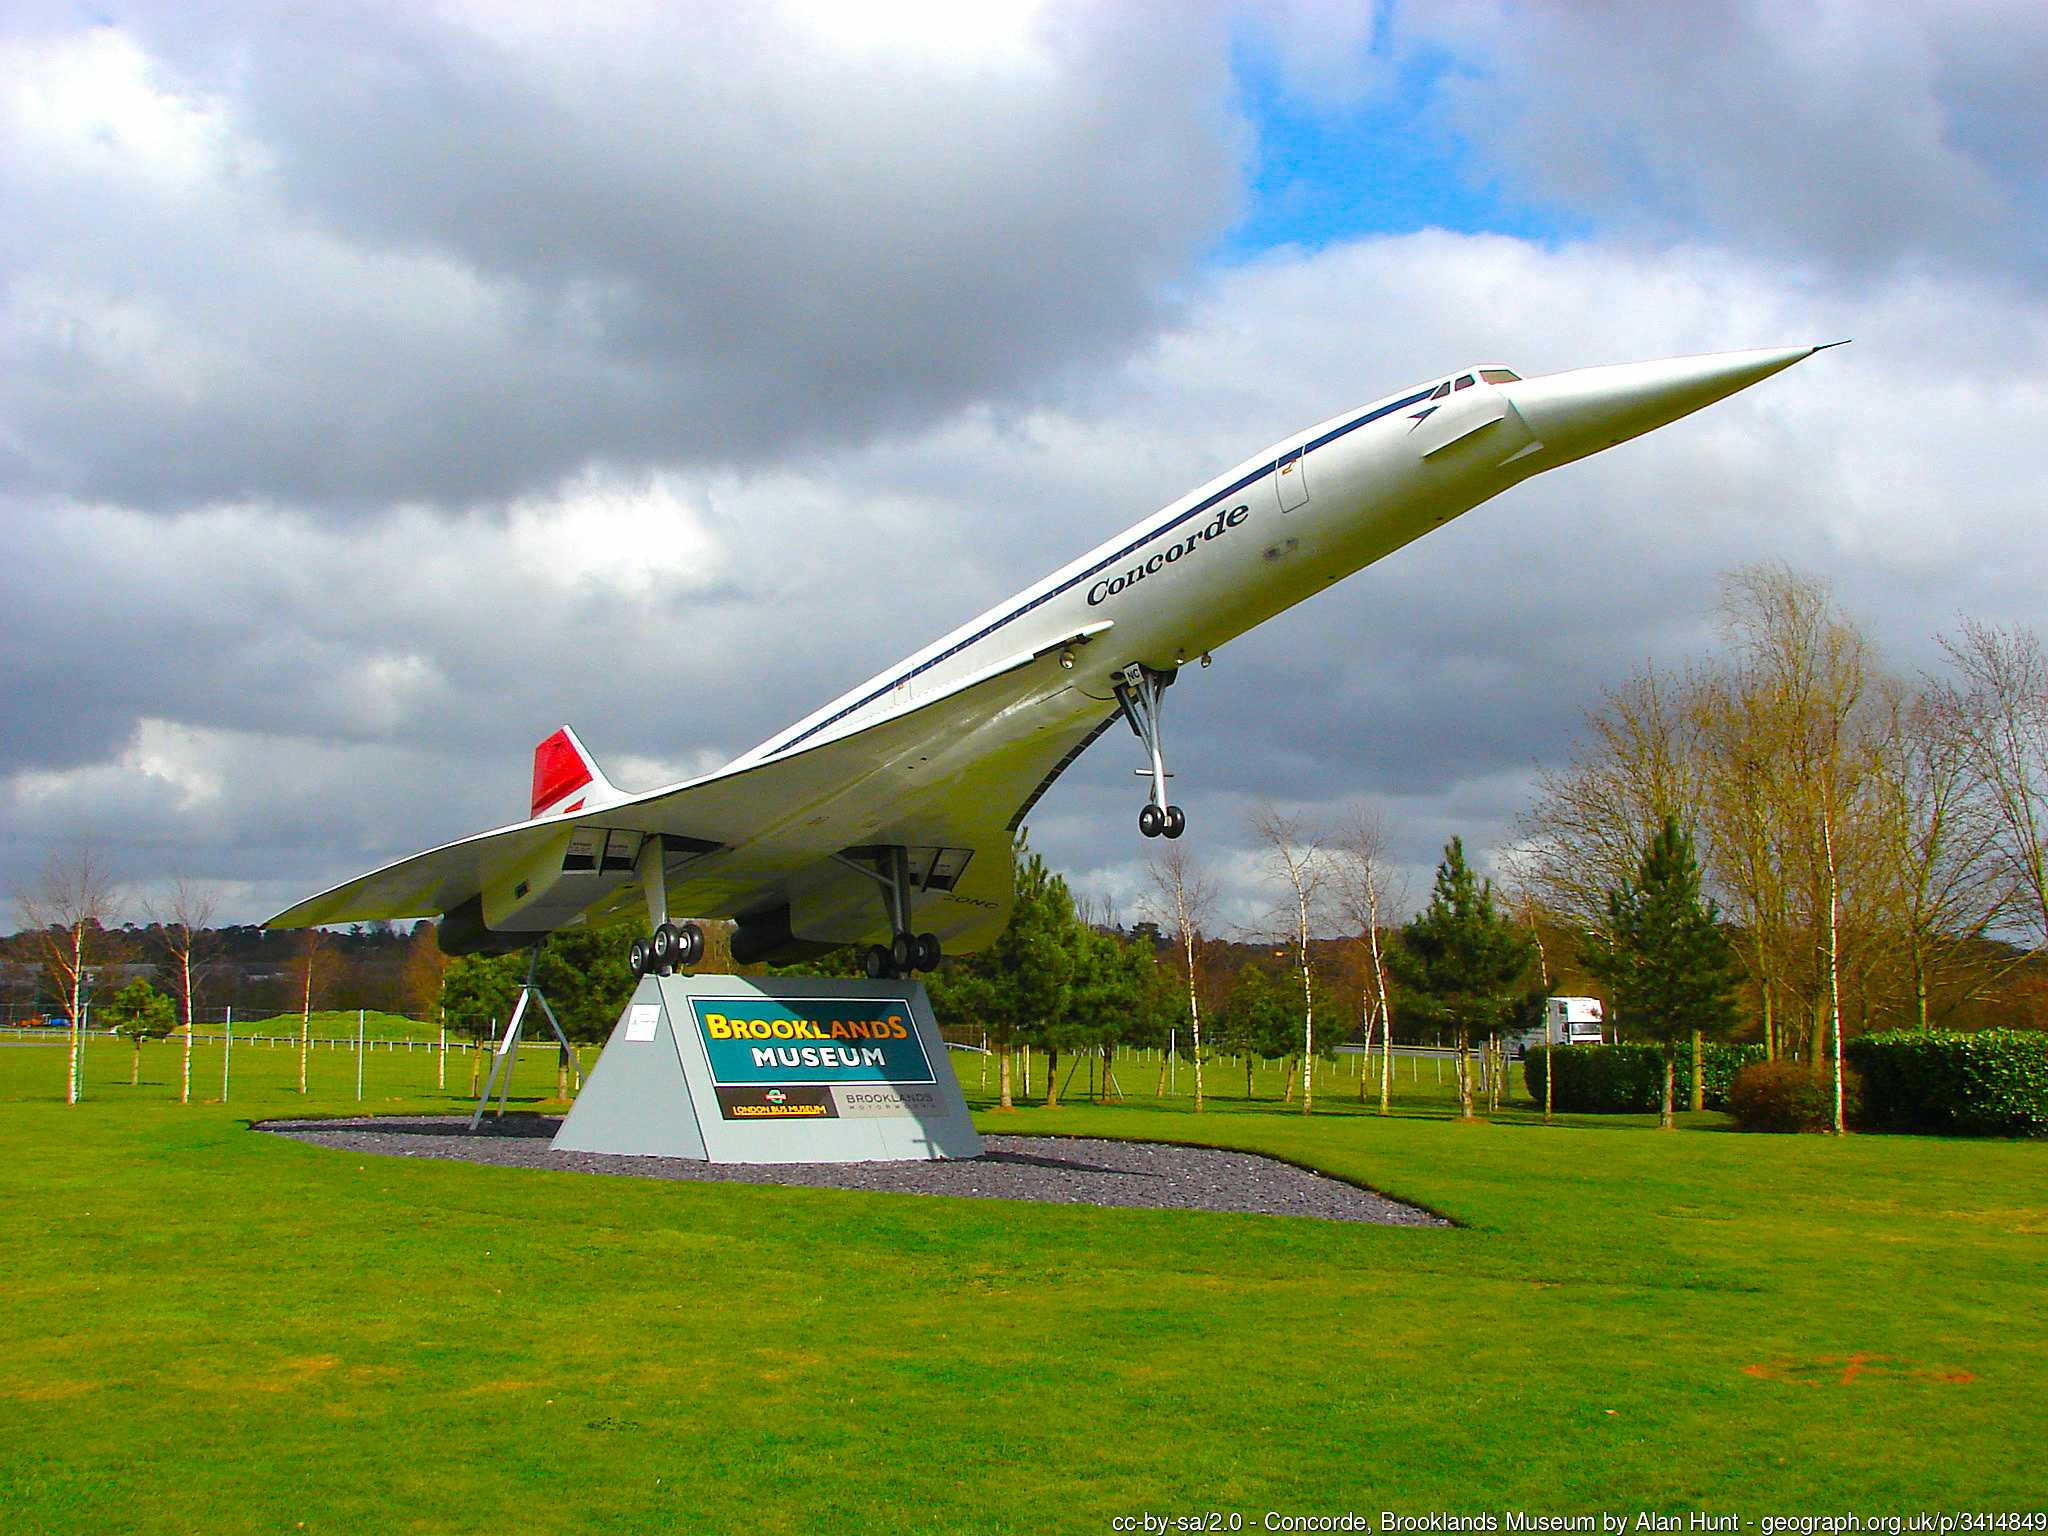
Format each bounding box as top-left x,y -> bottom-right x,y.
627,835 -> 705,978
469,945 -> 581,1129
1113,663 -> 1185,838
833,847 -> 942,978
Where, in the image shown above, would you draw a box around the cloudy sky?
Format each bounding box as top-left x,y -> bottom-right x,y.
5,0 -> 2046,934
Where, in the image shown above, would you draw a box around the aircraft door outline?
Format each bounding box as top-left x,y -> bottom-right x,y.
1275,446 -> 1309,512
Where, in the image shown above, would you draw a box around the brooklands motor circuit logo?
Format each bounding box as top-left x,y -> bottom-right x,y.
1086,503 -> 1250,607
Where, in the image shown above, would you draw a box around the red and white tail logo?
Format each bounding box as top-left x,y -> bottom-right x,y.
530,726 -> 616,818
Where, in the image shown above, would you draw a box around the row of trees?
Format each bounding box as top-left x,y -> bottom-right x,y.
938,823 -> 1545,1125
1519,566 -> 2048,1064
7,849 -> 453,1104
11,857 -> 223,1105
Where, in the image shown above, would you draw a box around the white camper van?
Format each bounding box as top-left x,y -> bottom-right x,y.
1516,996 -> 1605,1055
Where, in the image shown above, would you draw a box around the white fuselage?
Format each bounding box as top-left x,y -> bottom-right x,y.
733,370 -> 1537,774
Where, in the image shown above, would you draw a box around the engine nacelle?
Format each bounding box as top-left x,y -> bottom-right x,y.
729,904 -> 839,966
434,895 -> 534,957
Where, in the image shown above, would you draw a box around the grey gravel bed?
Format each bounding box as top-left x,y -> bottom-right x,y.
258,1115 -> 1447,1226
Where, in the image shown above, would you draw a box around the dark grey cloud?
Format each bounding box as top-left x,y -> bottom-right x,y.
1,3 -> 1240,511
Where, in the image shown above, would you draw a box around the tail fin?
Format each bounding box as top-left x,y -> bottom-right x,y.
530,726 -> 619,819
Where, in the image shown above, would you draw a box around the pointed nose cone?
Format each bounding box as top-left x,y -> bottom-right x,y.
1501,345 -> 1823,472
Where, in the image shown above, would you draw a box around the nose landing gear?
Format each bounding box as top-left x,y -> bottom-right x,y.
1138,803 -> 1186,839
1116,663 -> 1186,839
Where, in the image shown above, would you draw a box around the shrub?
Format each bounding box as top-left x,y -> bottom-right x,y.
1726,1060 -> 1861,1133
1845,1029 -> 2048,1137
1522,1042 -> 1763,1113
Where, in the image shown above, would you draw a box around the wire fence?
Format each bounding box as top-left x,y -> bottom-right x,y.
2,1003 -> 588,1109
5,996 -> 1537,1114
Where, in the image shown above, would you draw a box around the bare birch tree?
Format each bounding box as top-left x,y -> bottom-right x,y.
1868,677 -> 2010,1029
147,878 -> 219,1105
1253,805 -> 1326,1114
1693,667 -> 1797,1060
294,929 -> 338,1094
15,845 -> 120,1105
1143,843 -> 1215,1112
1939,619 -> 2048,954
1718,565 -> 1878,1131
1498,857 -> 1558,1122
1520,666 -> 1709,929
1332,805 -> 1401,1116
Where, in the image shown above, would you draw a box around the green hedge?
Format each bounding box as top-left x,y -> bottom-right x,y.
1522,1042 -> 1765,1113
1844,1029 -> 2048,1137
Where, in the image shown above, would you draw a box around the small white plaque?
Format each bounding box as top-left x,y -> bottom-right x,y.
625,1005 -> 659,1042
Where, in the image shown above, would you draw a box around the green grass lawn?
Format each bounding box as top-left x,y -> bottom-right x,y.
1,1038 -> 2041,1534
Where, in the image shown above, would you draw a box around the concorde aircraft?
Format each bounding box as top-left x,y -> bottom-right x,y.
267,345 -> 1832,979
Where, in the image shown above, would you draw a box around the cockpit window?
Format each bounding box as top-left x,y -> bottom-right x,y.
1479,368 -> 1520,384
1454,374 -> 1475,391
1430,381 -> 1452,400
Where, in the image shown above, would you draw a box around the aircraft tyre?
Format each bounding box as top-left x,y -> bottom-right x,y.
914,932 -> 941,971
1138,804 -> 1165,838
891,931 -> 916,975
1163,805 -> 1186,839
628,936 -> 651,978
864,944 -> 892,980
651,922 -> 679,968
677,921 -> 704,967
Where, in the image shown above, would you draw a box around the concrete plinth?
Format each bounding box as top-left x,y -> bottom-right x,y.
552,973 -> 982,1163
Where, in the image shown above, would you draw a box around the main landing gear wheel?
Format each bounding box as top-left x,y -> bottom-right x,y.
865,931 -> 943,979
1163,805 -> 1186,839
631,920 -> 705,979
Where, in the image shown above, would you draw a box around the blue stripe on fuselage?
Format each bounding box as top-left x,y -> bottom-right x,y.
764,384 -> 1439,757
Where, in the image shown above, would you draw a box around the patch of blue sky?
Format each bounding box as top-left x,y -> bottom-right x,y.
1216,26 -> 1587,264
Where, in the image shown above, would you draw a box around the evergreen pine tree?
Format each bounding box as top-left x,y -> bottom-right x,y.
1389,837 -> 1534,1119
933,837 -> 1076,1109
1213,964 -> 1299,1101
1585,814 -> 1741,1129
